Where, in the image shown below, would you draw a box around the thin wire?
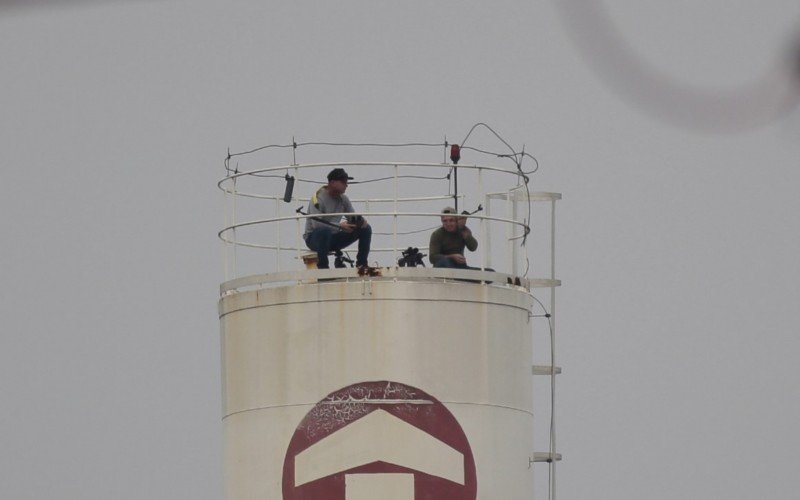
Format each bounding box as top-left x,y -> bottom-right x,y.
458,122 -> 535,257
448,166 -> 453,196
460,122 -> 516,155
289,174 -> 450,185
519,145 -> 533,261
460,145 -> 540,174
225,141 -> 448,177
531,294 -> 556,500
223,155 -> 239,176
373,224 -> 439,236
229,141 -> 445,158
460,122 -> 539,173
224,133 -> 539,174
246,173 -> 286,179
223,131 -> 536,277
228,143 -> 295,158
232,171 -> 451,185
351,174 -> 451,184
225,140 -> 451,177
296,141 -> 444,148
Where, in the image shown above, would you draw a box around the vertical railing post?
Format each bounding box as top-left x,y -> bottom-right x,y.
232,176 -> 238,279
506,189 -> 513,275
549,196 -> 558,500
365,197 -> 371,257
275,198 -> 281,271
484,194 -> 491,270
393,164 -> 398,263
223,179 -> 230,282
478,167 -> 486,270
551,199 -> 556,283
511,192 -> 519,276
295,166 -> 301,267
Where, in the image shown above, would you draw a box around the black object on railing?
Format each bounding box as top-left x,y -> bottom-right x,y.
283,174 -> 295,203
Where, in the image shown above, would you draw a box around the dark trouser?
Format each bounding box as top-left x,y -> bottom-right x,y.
432,256 -> 493,271
305,225 -> 372,269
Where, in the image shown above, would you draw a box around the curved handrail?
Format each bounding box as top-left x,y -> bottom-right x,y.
218,161 -> 525,199
218,156 -> 559,280
218,211 -> 526,248
220,266 -> 562,295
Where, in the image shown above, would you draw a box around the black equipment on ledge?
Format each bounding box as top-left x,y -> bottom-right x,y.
398,247 -> 426,267
333,250 -> 354,268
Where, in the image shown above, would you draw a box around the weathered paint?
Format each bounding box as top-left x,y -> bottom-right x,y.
220,277 -> 535,499
284,381 -> 476,499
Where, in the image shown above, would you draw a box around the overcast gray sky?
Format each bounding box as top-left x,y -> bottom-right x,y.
2,1 -> 800,499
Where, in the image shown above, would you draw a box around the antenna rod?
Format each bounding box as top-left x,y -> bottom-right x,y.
453,166 -> 458,211
450,144 -> 461,211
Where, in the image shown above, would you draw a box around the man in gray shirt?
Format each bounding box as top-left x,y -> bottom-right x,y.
303,168 -> 372,269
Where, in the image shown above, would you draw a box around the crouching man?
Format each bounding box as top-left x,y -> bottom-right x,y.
429,207 -> 479,269
303,168 -> 372,269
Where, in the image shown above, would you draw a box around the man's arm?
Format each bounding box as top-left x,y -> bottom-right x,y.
342,196 -> 354,214
462,227 -> 478,252
309,188 -> 351,232
338,195 -> 361,232
429,230 -> 443,264
305,197 -> 322,234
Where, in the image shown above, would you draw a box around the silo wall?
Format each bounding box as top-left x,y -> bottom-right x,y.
219,279 -> 535,499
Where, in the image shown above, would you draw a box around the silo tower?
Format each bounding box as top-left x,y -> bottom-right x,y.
218,131 -> 562,499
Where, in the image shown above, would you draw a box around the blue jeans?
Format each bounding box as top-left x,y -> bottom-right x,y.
305,225 -> 372,269
433,256 -> 493,271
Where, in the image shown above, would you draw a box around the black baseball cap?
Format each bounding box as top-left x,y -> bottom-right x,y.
327,168 -> 354,182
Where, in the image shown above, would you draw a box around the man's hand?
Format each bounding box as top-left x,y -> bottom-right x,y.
460,227 -> 472,239
448,254 -> 467,265
339,221 -> 356,233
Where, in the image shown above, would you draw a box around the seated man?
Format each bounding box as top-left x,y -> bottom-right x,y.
303,168 -> 372,269
429,207 -> 479,268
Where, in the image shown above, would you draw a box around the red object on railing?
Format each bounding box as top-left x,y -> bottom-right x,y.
450,144 -> 461,164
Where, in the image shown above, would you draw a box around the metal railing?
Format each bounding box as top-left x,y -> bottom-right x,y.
217,150 -> 563,500
218,161 -> 558,282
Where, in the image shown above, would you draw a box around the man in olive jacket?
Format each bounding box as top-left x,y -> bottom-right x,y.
428,207 -> 479,268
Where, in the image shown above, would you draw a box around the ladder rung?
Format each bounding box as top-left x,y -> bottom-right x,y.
533,452 -> 562,462
532,365 -> 562,375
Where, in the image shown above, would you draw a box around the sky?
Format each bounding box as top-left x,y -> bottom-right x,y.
2,1 -> 800,499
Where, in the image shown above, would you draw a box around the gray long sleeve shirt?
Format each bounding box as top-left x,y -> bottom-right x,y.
303,186 -> 355,239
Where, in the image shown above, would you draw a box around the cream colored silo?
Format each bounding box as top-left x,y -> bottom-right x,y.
218,146 -> 561,499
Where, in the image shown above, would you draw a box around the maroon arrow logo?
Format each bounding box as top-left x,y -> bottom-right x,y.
282,381 -> 477,499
